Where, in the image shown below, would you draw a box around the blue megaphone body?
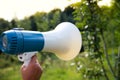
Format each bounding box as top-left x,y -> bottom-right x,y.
0,28 -> 44,54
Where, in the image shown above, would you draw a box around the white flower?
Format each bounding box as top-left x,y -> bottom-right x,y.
70,62 -> 75,66
85,53 -> 89,57
77,61 -> 81,65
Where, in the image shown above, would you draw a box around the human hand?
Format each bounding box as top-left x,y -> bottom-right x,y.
21,55 -> 42,80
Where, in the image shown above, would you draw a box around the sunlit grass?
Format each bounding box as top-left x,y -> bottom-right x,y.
0,65 -> 22,80
41,63 -> 81,80
0,52 -> 116,80
0,60 -> 81,80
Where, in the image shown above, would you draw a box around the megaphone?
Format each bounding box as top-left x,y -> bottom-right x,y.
0,22 -> 82,61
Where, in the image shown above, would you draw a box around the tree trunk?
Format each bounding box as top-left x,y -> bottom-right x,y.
100,30 -> 116,80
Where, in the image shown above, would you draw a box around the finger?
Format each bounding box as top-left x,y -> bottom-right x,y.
31,55 -> 37,63
21,65 -> 26,71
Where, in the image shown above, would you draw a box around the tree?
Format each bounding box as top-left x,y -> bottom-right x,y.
61,5 -> 75,23
34,12 -> 48,31
47,9 -> 62,29
72,0 -> 120,79
17,18 -> 31,30
29,16 -> 38,31
10,19 -> 18,28
0,18 -> 10,33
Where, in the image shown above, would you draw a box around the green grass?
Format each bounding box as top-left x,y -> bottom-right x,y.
0,61 -> 81,80
0,66 -> 22,80
41,65 -> 81,80
0,65 -> 22,80
0,53 -> 116,80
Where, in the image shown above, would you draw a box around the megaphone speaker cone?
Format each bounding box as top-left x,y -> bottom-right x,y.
42,22 -> 82,61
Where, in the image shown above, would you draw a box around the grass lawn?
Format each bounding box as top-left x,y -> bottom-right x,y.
0,61 -> 81,80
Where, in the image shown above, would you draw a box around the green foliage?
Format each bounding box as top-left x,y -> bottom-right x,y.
34,12 -> 49,31
61,5 -> 75,23
0,18 -> 10,34
47,9 -> 62,29
72,0 -> 120,80
17,18 -> 31,30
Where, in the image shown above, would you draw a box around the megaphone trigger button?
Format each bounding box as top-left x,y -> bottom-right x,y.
12,28 -> 24,30
18,54 -> 24,62
19,57 -> 22,59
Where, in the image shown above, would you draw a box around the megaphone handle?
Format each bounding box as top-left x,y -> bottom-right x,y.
24,59 -> 31,66
18,52 -> 37,66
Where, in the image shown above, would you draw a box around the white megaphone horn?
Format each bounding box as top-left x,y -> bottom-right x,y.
42,22 -> 82,60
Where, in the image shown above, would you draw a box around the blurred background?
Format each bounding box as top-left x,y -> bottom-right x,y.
0,0 -> 120,80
